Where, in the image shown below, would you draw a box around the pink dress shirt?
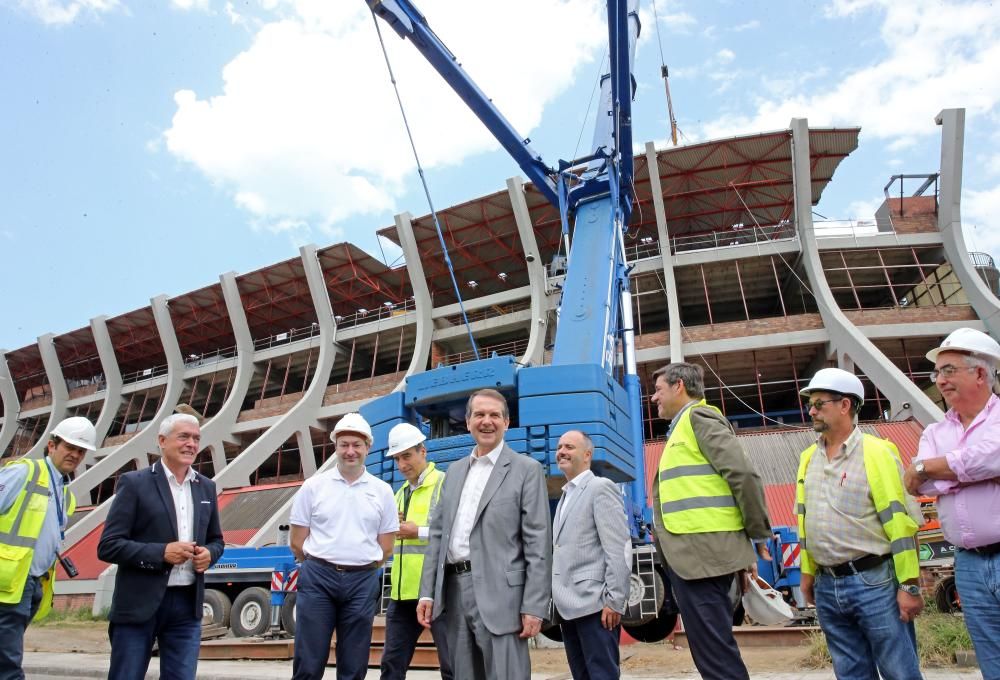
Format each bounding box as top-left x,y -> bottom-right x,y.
916,394 -> 1000,549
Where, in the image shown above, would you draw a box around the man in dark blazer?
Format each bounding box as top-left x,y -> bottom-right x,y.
98,413 -> 224,680
416,389 -> 551,680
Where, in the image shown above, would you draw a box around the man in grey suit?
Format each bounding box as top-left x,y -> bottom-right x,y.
552,430 -> 630,679
416,389 -> 551,680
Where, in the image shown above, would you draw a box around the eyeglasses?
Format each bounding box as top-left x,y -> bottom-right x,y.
804,397 -> 843,411
930,365 -> 978,381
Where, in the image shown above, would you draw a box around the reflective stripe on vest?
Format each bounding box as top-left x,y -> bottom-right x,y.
795,434 -> 920,582
657,400 -> 745,534
0,458 -> 77,613
390,464 -> 445,601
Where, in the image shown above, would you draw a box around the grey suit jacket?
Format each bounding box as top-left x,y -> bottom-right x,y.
419,443 -> 552,636
551,474 -> 630,621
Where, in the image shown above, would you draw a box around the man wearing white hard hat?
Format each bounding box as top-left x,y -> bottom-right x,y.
905,327 -> 1000,678
795,368 -> 923,680
379,422 -> 452,680
289,413 -> 398,680
0,416 -> 95,678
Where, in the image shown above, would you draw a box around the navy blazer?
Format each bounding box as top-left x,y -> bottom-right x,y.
97,462 -> 225,624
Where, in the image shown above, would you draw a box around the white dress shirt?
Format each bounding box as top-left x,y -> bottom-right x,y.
447,441 -> 503,563
290,467 -> 399,565
557,469 -> 593,526
165,464 -> 196,586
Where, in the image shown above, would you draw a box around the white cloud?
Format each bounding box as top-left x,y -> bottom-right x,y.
715,48 -> 735,63
694,0 -> 1000,145
732,19 -> 760,32
164,0 -> 605,236
845,198 -> 883,221
963,185 -> 1000,260
14,0 -> 119,24
171,0 -> 209,10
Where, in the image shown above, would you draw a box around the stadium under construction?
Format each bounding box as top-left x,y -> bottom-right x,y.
1,109 -> 998,609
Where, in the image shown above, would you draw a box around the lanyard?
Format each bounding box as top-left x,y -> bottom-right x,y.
45,458 -> 67,540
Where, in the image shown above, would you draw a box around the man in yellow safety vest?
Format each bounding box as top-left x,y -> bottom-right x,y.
796,367 -> 923,679
379,422 -> 452,680
650,362 -> 772,680
0,417 -> 96,678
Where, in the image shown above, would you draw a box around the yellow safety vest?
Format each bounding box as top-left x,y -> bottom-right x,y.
658,400 -> 745,534
390,463 -> 445,601
0,458 -> 76,621
795,433 -> 920,583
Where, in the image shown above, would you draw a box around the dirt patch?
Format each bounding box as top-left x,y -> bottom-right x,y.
25,621 -> 111,655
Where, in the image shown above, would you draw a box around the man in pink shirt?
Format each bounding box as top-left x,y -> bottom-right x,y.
904,327 -> 1000,680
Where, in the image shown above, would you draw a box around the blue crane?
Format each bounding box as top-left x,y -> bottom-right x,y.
362,0 -> 679,639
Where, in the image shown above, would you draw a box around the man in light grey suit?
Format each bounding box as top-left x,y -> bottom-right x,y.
416,389 -> 551,680
552,430 -> 630,679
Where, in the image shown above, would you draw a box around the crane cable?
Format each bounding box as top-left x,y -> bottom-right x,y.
650,0 -> 682,146
370,11 -> 481,359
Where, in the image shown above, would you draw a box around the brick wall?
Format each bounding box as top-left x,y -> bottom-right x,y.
635,314 -> 825,350
881,196 -> 938,234
844,305 -> 976,326
52,593 -> 95,613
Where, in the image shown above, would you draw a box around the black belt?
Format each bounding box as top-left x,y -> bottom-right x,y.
444,560 -> 472,575
961,541 -> 1000,557
307,556 -> 378,572
817,553 -> 889,577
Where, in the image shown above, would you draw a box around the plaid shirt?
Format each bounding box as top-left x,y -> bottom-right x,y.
802,427 -> 922,567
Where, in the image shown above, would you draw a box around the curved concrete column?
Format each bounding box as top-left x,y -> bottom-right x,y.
0,350 -> 19,455
66,294 -> 188,546
87,315 -> 123,471
199,271 -> 257,473
213,244 -> 338,490
393,212 -> 432,391
935,108 -> 1000,335
507,177 -> 549,367
790,118 -> 942,425
26,334 -> 69,459
644,142 -> 684,363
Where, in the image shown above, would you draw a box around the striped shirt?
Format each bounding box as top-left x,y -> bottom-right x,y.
803,428 -> 922,567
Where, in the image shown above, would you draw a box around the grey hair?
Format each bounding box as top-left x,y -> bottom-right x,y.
963,353 -> 1000,393
653,362 -> 705,399
563,429 -> 595,454
158,413 -> 200,438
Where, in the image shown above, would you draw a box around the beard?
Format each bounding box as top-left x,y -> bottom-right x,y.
811,419 -> 829,432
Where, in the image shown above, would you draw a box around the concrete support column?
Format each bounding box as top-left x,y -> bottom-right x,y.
0,351 -> 18,455
213,244 -> 338,490
66,294 -> 188,547
507,177 -> 549,367
27,334 -> 69,458
87,315 -> 123,470
393,212 -> 433,390
645,142 -> 684,362
790,118 -> 942,425
935,108 -> 1000,335
296,428 -> 317,477
199,272 -> 257,469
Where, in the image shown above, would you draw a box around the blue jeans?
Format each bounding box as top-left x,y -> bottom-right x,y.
814,559 -> 922,680
0,576 -> 42,680
107,585 -> 201,680
955,548 -> 1000,680
292,559 -> 380,680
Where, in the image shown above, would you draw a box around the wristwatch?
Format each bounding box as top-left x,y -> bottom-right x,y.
899,584 -> 921,597
914,460 -> 928,481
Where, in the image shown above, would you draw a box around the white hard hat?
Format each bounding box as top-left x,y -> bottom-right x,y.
331,413 -> 373,445
799,367 -> 865,405
926,328 -> 1000,364
50,417 -> 98,451
742,574 -> 794,626
386,422 -> 427,458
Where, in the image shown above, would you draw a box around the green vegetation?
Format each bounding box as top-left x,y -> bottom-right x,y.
37,606 -> 107,626
802,610 -> 973,668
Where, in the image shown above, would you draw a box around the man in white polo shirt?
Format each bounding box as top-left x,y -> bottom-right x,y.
289,413 -> 399,680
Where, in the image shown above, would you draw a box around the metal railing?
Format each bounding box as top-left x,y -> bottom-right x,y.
970,251 -> 996,269
441,299 -> 531,326
438,338 -> 529,366
670,221 -> 797,254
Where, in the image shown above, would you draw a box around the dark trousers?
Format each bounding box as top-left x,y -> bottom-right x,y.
667,566 -> 748,680
107,585 -> 201,680
0,575 -> 42,680
380,598 -> 453,680
292,559 -> 380,680
560,610 -> 620,680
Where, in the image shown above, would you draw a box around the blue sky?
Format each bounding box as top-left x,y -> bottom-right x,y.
2,0 -> 999,352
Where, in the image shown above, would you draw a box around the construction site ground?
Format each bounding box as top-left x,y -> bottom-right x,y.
23,622 -> 981,679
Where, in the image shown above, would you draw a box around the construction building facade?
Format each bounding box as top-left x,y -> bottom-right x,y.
1,110 -> 998,608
